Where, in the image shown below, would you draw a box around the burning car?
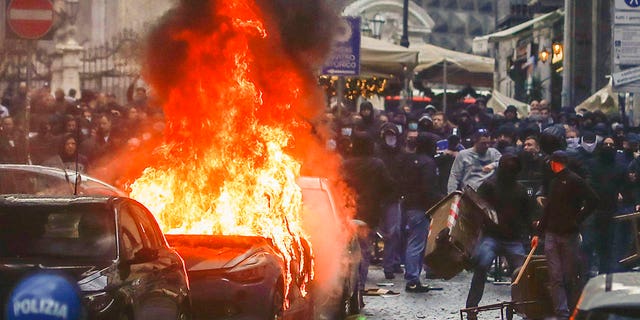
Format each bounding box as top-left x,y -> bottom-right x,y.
165,234 -> 312,320
162,177 -> 358,320
0,195 -> 191,320
125,0 -> 353,319
297,176 -> 362,318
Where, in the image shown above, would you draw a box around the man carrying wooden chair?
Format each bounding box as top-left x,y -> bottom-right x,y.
464,154 -> 536,320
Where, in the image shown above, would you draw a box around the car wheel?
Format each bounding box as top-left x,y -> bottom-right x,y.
348,279 -> 363,315
341,293 -> 351,318
339,279 -> 363,317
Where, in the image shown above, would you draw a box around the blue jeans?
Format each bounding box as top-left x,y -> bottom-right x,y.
382,201 -> 402,274
404,209 -> 429,284
466,236 -> 525,308
545,232 -> 582,319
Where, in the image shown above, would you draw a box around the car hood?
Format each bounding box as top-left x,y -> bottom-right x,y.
165,234 -> 275,271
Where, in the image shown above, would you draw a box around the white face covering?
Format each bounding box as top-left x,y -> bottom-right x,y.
395,124 -> 403,134
581,139 -> 597,153
341,127 -> 352,137
566,137 -> 579,149
384,135 -> 397,147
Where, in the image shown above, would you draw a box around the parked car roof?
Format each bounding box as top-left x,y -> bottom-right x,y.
0,194 -> 116,207
576,272 -> 640,312
0,164 -> 126,196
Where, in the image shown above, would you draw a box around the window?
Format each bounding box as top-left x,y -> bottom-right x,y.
0,204 -> 116,259
129,203 -> 164,249
119,208 -> 145,260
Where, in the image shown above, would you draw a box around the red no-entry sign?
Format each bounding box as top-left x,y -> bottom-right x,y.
7,0 -> 54,40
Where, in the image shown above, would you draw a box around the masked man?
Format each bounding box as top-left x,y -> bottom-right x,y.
465,154 -> 534,319
532,151 -> 598,319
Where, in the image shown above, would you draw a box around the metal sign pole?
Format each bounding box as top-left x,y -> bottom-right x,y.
24,40 -> 33,165
620,92 -> 628,127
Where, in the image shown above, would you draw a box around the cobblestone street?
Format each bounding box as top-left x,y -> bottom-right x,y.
360,265 -> 519,320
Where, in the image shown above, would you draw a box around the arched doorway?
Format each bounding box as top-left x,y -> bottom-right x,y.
343,0 -> 434,46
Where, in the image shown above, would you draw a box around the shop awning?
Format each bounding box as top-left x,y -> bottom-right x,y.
472,9 -> 563,54
412,43 -> 495,88
360,36 -> 420,77
487,90 -> 529,118
575,80 -> 619,115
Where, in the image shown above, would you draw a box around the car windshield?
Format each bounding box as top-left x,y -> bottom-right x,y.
0,204 -> 116,260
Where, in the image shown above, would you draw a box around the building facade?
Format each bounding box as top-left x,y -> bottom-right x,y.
419,0 -> 502,52
474,0 -> 613,111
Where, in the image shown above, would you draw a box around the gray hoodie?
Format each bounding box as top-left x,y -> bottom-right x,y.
447,147 -> 502,193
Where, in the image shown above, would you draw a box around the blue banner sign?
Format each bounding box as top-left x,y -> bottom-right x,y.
322,16 -> 361,76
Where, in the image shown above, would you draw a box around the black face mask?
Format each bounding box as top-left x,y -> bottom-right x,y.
521,151 -> 536,162
496,140 -> 511,150
406,138 -> 417,151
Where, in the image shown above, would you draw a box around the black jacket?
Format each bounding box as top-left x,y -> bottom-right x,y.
477,176 -> 534,241
586,150 -> 627,211
342,156 -> 394,227
538,168 -> 599,235
397,152 -> 442,211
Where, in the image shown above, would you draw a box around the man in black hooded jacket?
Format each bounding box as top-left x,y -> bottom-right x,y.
398,133 -> 442,292
342,133 -> 394,292
583,136 -> 627,274
465,154 -> 534,319
354,101 -> 378,140
532,151 -> 598,320
375,122 -> 406,279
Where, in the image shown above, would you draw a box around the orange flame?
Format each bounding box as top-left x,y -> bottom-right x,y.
126,0 -> 346,302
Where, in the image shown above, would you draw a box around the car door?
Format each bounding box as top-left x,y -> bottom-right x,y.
128,202 -> 186,317
118,202 -> 172,319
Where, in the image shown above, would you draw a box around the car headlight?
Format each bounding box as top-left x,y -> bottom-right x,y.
83,291 -> 115,313
226,252 -> 269,283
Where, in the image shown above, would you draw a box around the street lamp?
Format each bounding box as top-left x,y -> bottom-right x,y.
371,13 -> 386,39
552,42 -> 563,64
552,42 -> 563,55
538,47 -> 550,63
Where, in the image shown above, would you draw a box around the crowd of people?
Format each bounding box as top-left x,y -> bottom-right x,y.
333,98 -> 640,319
1,81 -> 639,319
0,82 -> 165,185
